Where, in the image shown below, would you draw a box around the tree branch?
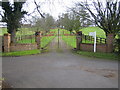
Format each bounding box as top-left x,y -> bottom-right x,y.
34,0 -> 45,18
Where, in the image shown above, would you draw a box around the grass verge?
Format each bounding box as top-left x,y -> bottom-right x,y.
76,51 -> 119,60
1,49 -> 41,57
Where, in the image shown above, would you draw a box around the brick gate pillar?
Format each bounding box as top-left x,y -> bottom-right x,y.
106,33 -> 114,53
76,31 -> 82,50
4,33 -> 11,52
35,32 -> 42,49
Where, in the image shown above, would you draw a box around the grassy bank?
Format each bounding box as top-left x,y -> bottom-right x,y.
1,49 -> 41,57
76,51 -> 119,60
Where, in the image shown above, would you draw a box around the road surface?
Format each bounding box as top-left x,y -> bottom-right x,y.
2,37 -> 118,88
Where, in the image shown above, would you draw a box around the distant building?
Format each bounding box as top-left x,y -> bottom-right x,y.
0,22 -> 7,28
21,24 -> 31,27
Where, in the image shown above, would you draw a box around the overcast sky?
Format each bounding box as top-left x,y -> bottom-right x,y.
23,0 -> 85,19
0,0 -> 117,23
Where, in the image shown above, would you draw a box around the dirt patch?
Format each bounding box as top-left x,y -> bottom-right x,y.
62,65 -> 118,79
83,68 -> 118,78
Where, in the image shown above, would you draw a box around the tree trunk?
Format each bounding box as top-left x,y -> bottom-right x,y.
11,30 -> 16,43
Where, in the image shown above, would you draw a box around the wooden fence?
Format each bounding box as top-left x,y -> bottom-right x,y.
82,34 -> 106,44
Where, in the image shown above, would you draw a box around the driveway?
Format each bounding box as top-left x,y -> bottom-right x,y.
2,37 -> 118,88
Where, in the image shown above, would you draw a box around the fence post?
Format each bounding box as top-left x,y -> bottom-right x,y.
76,31 -> 82,50
106,33 -> 114,52
4,33 -> 11,52
35,32 -> 42,49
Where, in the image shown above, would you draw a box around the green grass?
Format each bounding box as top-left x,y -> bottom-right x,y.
1,49 -> 41,57
62,35 -> 76,48
16,36 -> 56,48
41,36 -> 55,48
1,29 -> 56,56
62,27 -> 106,38
61,27 -> 106,46
61,29 -> 119,60
17,29 -> 57,47
0,28 -> 35,36
79,27 -> 106,38
0,28 -> 7,35
16,28 -> 35,36
62,35 -> 97,48
17,38 -> 35,44
77,51 -> 119,60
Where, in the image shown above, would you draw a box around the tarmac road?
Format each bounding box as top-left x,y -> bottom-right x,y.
2,37 -> 118,88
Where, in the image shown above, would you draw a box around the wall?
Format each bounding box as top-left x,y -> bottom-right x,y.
80,43 -> 107,53
10,43 -> 37,52
3,32 -> 41,52
77,32 -> 114,53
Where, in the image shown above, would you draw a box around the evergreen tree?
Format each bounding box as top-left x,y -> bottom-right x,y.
1,0 -> 27,43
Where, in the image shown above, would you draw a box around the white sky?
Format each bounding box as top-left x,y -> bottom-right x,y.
1,0 -> 118,23
23,0 -> 85,19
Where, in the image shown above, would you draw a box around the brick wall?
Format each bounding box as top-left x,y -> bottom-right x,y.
3,32 -> 41,52
10,43 -> 37,52
80,43 -> 107,53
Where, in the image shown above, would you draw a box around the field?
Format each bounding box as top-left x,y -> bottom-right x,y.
16,29 -> 57,48
0,28 -> 35,36
61,27 -> 107,48
79,27 -> 106,38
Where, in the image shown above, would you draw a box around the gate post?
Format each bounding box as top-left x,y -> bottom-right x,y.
76,31 -> 82,50
4,33 -> 11,52
106,33 -> 114,53
0,36 -> 2,52
35,32 -> 42,49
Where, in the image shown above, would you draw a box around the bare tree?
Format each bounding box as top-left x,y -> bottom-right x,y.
69,4 -> 93,27
34,14 -> 55,33
76,0 -> 120,36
